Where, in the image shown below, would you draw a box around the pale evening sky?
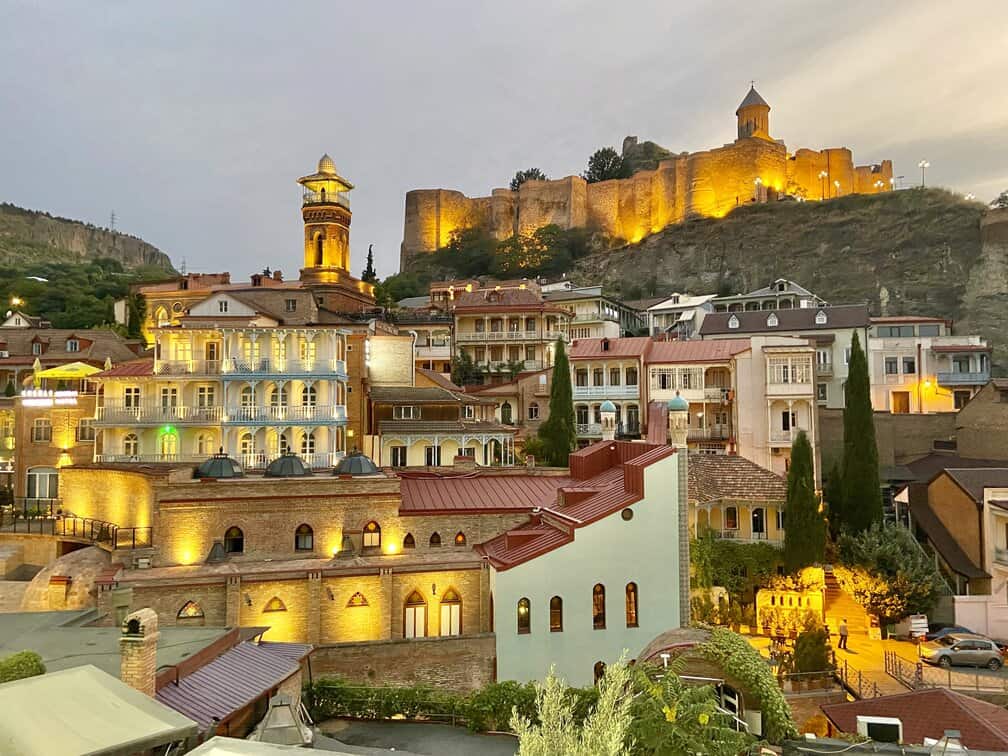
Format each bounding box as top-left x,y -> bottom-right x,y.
1,0 -> 1006,279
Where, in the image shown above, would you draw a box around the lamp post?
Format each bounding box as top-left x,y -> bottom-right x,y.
889,177 -> 896,191
833,179 -> 840,198
918,160 -> 930,188
754,177 -> 763,202
818,170 -> 828,200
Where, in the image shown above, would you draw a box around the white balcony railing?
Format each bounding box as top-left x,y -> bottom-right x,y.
224,404 -> 347,423
704,387 -> 732,403
573,385 -> 640,400
769,428 -> 806,444
96,451 -> 345,470
96,403 -> 225,424
221,358 -> 347,376
576,422 -> 603,436
96,453 -> 205,464
153,360 -> 222,376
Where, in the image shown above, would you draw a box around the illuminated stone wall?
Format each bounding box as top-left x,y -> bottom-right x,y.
400,138 -> 892,267
59,466 -> 157,530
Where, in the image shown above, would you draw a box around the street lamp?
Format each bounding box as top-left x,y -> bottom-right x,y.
918,160 -> 930,188
754,177 -> 763,202
889,177 -> 896,191
818,170 -> 828,200
833,179 -> 841,198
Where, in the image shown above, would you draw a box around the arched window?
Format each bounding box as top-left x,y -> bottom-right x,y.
195,433 -> 213,456
160,431 -> 178,457
263,596 -> 286,613
240,385 -> 254,408
625,583 -> 639,628
528,402 -> 539,420
269,386 -> 288,409
301,432 -> 316,456
439,588 -> 461,636
403,532 -> 416,549
517,597 -> 531,634
314,234 -> 324,266
177,600 -> 204,621
593,661 -> 606,685
429,532 -> 442,548
123,433 -> 138,457
239,432 -> 254,457
301,385 -> 317,408
404,590 -> 426,638
454,531 -> 466,547
752,507 -> 766,536
347,592 -> 369,608
549,596 -> 563,632
363,521 -> 381,549
155,306 -> 169,327
277,432 -> 290,456
592,584 -> 606,629
294,524 -> 313,551
224,526 -> 244,554
501,402 -> 513,424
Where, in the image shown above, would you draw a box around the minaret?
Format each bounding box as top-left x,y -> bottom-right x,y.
667,392 -> 689,447
736,85 -> 771,141
299,154 -> 353,278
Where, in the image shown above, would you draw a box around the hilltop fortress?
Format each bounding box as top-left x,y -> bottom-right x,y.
400,87 -> 893,268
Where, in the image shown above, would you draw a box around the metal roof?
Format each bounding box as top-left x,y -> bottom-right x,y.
156,641 -> 311,730
399,474 -> 571,514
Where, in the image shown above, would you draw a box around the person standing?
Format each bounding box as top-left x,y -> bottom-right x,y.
838,618 -> 849,650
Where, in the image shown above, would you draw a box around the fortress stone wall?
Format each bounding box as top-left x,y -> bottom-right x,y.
400,88 -> 892,269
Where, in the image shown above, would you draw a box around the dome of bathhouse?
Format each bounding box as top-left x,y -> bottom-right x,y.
195,452 -> 244,479
264,453 -> 313,478
334,451 -> 381,477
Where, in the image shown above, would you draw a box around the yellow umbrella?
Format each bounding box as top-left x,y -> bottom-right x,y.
34,361 -> 102,380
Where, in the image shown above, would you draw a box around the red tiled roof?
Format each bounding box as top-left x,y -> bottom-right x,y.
821,687 -> 1008,750
399,474 -> 572,514
569,337 -> 651,359
91,358 -> 154,378
156,641 -> 311,730
646,338 -> 750,364
475,441 -> 677,570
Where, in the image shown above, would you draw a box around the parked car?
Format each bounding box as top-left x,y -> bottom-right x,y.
922,634 -> 1003,670
924,625 -> 976,642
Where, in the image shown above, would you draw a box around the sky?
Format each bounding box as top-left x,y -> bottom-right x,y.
1,1 -> 1006,280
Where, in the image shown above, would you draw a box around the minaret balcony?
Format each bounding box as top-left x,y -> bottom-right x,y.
302,188 -> 350,209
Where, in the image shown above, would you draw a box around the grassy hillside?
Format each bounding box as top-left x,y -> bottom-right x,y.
574,189 -> 1007,371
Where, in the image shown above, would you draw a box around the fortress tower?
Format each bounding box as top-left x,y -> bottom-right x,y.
736,85 -> 771,140
297,154 -> 375,311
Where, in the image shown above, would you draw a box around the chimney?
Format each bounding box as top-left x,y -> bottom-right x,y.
120,608 -> 160,697
273,270 -> 283,281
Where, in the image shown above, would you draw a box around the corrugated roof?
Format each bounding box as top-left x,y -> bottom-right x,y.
156,641 -> 311,730
821,688 -> 1008,751
92,358 -> 154,378
688,454 -> 786,505
700,304 -> 869,335
569,336 -> 651,359
416,367 -> 464,391
646,338 -> 750,363
400,474 -> 572,514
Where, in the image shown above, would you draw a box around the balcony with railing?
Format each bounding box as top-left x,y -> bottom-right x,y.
96,403 -> 225,425
576,422 -> 603,437
96,453 -> 205,464
573,384 -> 640,400
688,426 -> 731,441
937,369 -> 990,386
816,360 -> 833,376
572,312 -> 619,323
415,342 -> 451,360
224,404 -> 347,425
222,358 -> 347,378
153,360 -> 223,376
94,451 -> 345,470
769,427 -> 807,444
302,188 -> 350,209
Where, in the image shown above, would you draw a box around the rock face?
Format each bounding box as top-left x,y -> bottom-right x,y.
572,190 -> 1007,373
0,203 -> 174,270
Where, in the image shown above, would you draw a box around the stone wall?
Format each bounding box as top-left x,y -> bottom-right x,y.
59,467 -> 157,529
400,134 -> 891,267
817,408 -> 956,471
955,382 -> 1008,460
310,633 -> 496,691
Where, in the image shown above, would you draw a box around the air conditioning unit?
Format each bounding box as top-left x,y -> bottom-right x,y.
134,557 -> 152,569
0,351 -> 8,358
856,716 -> 902,743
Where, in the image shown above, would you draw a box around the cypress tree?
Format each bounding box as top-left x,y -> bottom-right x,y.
783,430 -> 825,572
839,331 -> 883,533
536,339 -> 576,466
362,244 -> 377,283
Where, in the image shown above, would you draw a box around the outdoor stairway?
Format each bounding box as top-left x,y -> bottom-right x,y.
824,568 -> 872,635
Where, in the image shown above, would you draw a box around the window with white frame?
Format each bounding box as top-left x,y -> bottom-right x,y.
32,342 -> 42,355
197,386 -> 216,408
463,405 -> 475,419
425,445 -> 441,466
817,383 -> 828,402
218,300 -> 229,313
394,405 -> 419,420
768,357 -> 810,384
528,402 -> 540,420
66,339 -> 79,352
816,349 -> 831,369
728,315 -> 740,329
285,299 -> 297,313
31,419 -> 52,443
124,387 -> 141,407
815,310 -> 828,325
75,418 -> 95,442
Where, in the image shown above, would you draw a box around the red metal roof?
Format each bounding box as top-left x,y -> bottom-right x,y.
91,358 -> 154,378
399,474 -> 572,514
156,641 -> 311,730
646,338 -> 750,363
569,337 -> 651,359
821,687 -> 1008,750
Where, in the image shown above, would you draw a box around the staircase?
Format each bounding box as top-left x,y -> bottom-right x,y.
824,568 -> 872,635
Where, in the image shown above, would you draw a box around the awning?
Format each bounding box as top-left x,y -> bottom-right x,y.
676,310 -> 696,323
34,361 -> 101,379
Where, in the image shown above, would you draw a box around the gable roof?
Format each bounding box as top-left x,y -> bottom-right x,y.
399,474 -> 572,514
907,485 -> 989,579
91,358 -> 155,379
905,453 -> 1008,483
646,338 -> 751,363
942,468 -> 1008,503
415,367 -> 464,392
688,454 -> 786,505
699,304 -> 869,335
569,336 -> 651,359
821,687 -> 1008,750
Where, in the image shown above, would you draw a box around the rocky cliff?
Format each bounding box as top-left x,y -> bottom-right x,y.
573,189 -> 1008,372
0,203 -> 175,271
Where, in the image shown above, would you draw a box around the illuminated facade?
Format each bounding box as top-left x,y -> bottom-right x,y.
401,87 -> 894,266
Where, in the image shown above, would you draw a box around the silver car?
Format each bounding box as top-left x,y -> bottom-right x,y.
922,633 -> 1003,670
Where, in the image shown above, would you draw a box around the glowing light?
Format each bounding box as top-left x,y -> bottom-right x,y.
923,379 -> 933,389
385,543 -> 398,555
10,296 -> 23,307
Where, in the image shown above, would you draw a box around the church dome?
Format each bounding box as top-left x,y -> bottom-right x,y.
195,451 -> 244,479
264,453 -> 312,478
736,86 -> 769,114
317,153 -> 337,175
600,400 -> 617,413
334,450 -> 381,477
667,392 -> 689,412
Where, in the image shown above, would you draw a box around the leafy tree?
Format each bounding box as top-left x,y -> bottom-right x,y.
838,331 -> 882,533
126,293 -> 146,339
0,650 -> 45,684
374,272 -> 427,308
433,227 -> 499,278
583,147 -> 629,184
833,523 -> 944,626
991,190 -> 1008,209
535,339 -> 576,466
783,430 -> 825,572
451,349 -> 484,387
362,244 -> 378,283
510,168 -> 548,192
793,626 -> 833,674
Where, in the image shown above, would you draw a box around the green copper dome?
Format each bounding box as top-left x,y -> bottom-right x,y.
600,400 -> 617,413
667,392 -> 689,412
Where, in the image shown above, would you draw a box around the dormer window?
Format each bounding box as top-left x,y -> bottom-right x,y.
394,405 -> 419,420
463,405 -> 475,419
601,338 -> 610,352
766,313 -> 779,327
66,339 -> 79,352
32,342 -> 42,355
218,300 -> 229,314
815,310 -> 827,325
728,314 -> 740,329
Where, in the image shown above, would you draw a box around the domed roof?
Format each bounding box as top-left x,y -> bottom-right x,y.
334,450 -> 381,477
317,153 -> 337,175
195,451 -> 244,479
600,400 -> 617,413
264,453 -> 312,478
667,392 -> 689,411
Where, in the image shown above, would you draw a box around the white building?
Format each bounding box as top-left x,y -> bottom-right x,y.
711,279 -> 827,313
543,285 -> 645,340
867,316 -> 991,413
646,293 -> 716,338
476,439 -> 688,686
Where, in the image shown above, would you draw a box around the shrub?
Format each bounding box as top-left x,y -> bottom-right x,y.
793,627 -> 833,674
0,651 -> 45,684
